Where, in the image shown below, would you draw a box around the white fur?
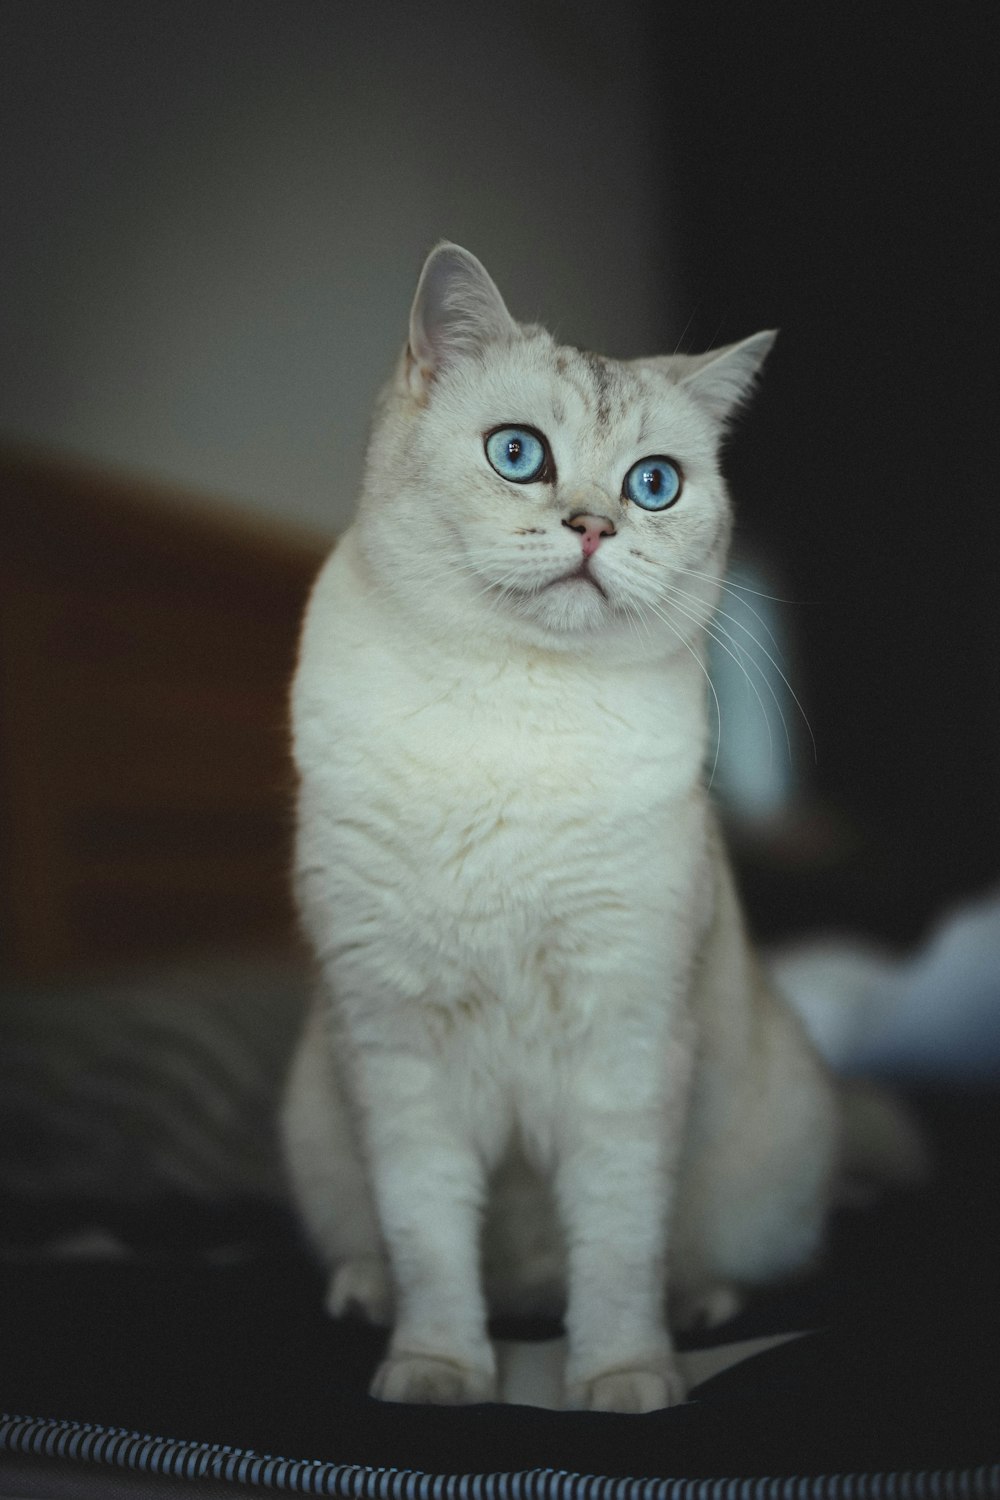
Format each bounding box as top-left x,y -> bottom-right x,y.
282,244 -> 839,1413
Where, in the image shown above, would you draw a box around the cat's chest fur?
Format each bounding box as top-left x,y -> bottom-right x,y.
293,542 -> 712,1165
294,538 -> 710,946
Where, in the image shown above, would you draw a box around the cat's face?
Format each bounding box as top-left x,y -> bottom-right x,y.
355,244 -> 773,661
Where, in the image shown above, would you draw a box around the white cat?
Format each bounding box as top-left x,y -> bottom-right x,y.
282,243 -> 848,1414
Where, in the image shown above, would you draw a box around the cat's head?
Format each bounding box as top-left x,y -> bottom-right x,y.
354,242 -> 774,662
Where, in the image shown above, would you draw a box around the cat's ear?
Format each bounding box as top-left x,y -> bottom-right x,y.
668,330 -> 777,424
406,242 -> 518,398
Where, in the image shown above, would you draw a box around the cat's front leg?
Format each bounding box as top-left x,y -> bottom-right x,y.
356,1047 -> 498,1406
555,991 -> 694,1414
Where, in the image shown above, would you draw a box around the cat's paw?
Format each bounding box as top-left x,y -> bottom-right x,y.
370,1353 -> 498,1406
566,1361 -> 686,1414
326,1257 -> 393,1325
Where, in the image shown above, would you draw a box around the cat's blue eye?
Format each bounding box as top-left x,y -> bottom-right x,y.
485,426 -> 548,484
624,456 -> 682,511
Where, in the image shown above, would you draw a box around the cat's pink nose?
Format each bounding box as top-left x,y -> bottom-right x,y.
563,512 -> 617,558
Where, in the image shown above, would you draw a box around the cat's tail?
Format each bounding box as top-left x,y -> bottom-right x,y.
764,936 -> 933,1194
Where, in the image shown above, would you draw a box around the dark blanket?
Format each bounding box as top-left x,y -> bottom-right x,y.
1,1093 -> 998,1496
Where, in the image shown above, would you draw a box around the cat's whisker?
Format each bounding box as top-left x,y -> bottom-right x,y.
635,597 -> 722,788
673,566 -> 787,658
490,568 -> 541,602
665,583 -> 789,745
409,561 -> 516,614
407,554 -> 555,627
404,555 -> 487,590
620,599 -> 649,646
447,556 -> 517,586
677,564 -> 798,606
631,600 -> 653,644
658,588 -> 778,768
667,585 -> 762,681
458,562 -> 533,607
668,581 -> 816,764
670,305 -> 699,359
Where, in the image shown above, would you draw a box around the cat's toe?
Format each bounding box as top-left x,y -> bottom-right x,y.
567,1362 -> 686,1414
370,1353 -> 498,1406
326,1257 -> 393,1325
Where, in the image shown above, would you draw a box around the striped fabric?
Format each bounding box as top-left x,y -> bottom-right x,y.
0,951 -> 310,1218
3,1414 -> 999,1500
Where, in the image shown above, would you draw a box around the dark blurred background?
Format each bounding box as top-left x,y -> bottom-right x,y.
1,0 -> 997,972
0,5 -> 998,1460
664,8 -> 999,944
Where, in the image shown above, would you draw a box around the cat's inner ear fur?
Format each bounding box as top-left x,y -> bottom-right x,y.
406,242 -> 518,399
644,330 -> 777,425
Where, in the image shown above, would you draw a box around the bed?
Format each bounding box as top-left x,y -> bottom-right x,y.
1,446 -> 997,1499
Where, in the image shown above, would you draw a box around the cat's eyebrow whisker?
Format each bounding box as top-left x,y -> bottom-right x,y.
670,305 -> 698,359
636,598 -> 722,789
658,589 -> 778,768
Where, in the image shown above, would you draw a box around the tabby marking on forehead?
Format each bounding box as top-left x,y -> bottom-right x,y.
582,351 -> 615,428
548,350 -> 599,418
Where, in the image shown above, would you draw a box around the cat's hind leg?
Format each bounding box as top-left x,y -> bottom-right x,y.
281,998 -> 391,1324
673,982 -> 839,1308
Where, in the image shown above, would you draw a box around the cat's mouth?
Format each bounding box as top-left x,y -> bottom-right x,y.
547,563 -> 609,601
483,563 -> 612,625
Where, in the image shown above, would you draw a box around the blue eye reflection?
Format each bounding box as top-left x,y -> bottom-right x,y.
485,427 -> 548,483
624,456 -> 682,511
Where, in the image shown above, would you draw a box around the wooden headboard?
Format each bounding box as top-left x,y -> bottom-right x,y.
0,446 -> 329,979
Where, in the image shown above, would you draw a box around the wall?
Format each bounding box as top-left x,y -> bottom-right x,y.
1,0 -> 673,536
